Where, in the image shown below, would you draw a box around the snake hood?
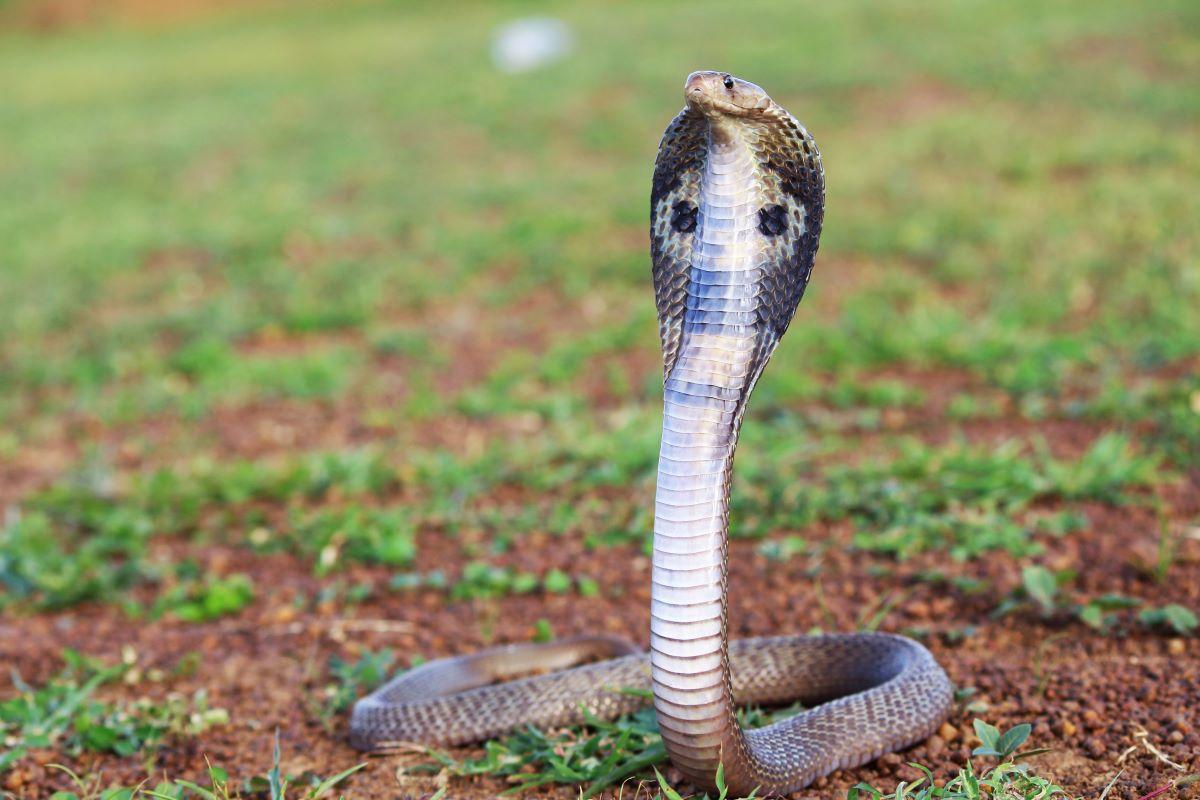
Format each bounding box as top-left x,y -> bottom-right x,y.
650,71 -> 825,411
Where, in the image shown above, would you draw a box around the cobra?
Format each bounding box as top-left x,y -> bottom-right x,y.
350,71 -> 953,797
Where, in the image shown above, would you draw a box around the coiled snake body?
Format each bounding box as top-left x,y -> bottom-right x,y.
351,72 -> 952,796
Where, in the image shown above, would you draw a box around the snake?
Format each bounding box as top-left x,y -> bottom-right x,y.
350,71 -> 953,797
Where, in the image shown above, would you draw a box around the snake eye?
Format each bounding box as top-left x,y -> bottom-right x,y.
722,75 -> 734,89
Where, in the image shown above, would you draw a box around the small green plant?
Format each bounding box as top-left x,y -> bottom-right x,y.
1152,504 -> 1182,584
0,499 -> 159,612
388,570 -> 448,592
542,568 -> 573,594
999,571 -> 1195,636
426,703 -> 666,797
822,435 -> 1157,562
316,649 -> 397,724
141,730 -> 364,800
450,562 -> 541,600
971,719 -> 1031,759
1,652 -> 227,773
533,618 -> 555,642
1077,594 -> 1142,631
849,719 -> 1063,800
449,562 -> 598,600
1021,565 -> 1060,616
756,535 -> 806,562
1041,433 -> 1162,502
426,694 -> 802,797
1138,604 -> 1199,636
42,763 -> 143,800
152,573 -> 255,622
0,450 -> 405,613
654,763 -> 756,800
848,758 -> 1067,800
22,738 -> 373,800
288,507 -> 416,577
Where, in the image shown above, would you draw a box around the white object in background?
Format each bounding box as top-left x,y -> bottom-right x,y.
491,17 -> 574,74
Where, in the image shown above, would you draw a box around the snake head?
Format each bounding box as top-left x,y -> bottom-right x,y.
684,71 -> 772,117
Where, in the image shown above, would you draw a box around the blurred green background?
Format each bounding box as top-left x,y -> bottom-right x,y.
2,0 -> 1196,444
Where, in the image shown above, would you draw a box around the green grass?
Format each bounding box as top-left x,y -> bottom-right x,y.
150,570 -> 255,622
1000,566 -> 1198,636
41,730 -> 365,800
2,1 -> 1197,433
422,713 -> 1061,800
1,652 -> 227,773
312,649 -> 399,729
2,426 -> 1165,612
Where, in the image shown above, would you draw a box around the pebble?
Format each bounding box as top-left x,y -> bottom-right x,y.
1169,730 -> 1184,744
1168,638 -> 1186,655
927,734 -> 947,756
1083,709 -> 1101,729
931,598 -> 955,615
908,600 -> 931,619
1062,719 -> 1078,737
4,770 -> 26,791
939,722 -> 959,742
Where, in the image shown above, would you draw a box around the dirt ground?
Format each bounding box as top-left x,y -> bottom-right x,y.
3,414 -> 1198,799
2,1 -> 1197,798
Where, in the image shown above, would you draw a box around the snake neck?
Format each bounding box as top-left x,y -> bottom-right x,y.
650,128 -> 765,789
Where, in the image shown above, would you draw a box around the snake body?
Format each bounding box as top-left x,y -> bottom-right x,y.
351,72 -> 953,796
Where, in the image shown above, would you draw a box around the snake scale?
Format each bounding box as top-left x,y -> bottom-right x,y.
350,72 -> 953,797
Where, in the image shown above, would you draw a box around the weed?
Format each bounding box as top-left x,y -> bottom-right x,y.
848,719 -> 1065,800
1020,565 -> 1061,616
426,692 -> 810,798
387,570 -> 448,592
426,704 -> 665,797
1040,433 -> 1162,502
654,764 -> 753,800
0,503 -> 159,612
147,730 -> 363,800
287,507 -> 416,576
449,561 -> 601,601
533,619 -> 555,642
756,535 -> 807,562
1151,502 -> 1183,584
848,757 -> 1067,800
315,649 -> 396,726
1076,594 -> 1143,632
150,573 -> 255,622
1138,604 -> 1199,636
1000,568 -> 1197,636
39,730 -> 366,800
1,653 -> 227,773
971,720 -> 1032,759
